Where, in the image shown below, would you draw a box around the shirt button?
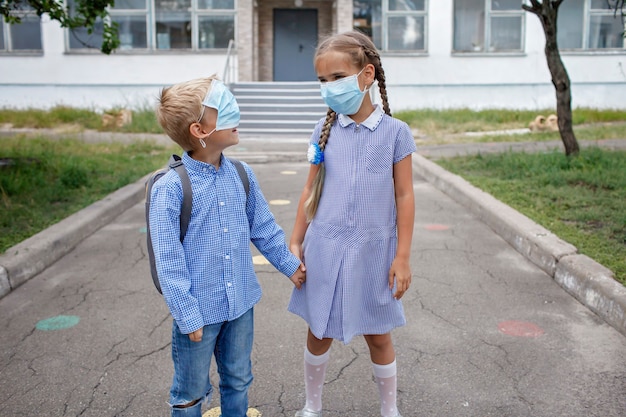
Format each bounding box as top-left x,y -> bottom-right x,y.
225,255 -> 230,260
227,282 -> 232,287
202,167 -> 207,172
219,202 -> 225,206
224,228 -> 228,233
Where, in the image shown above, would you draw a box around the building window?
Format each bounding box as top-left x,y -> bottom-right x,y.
67,0 -> 235,52
353,0 -> 427,52
113,0 -> 149,50
453,0 -> 525,53
0,6 -> 43,53
558,0 -> 625,50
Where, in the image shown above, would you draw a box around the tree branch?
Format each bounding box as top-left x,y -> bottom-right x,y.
522,0 -> 542,15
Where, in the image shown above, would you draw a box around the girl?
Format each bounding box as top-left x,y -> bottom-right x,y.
288,31 -> 416,417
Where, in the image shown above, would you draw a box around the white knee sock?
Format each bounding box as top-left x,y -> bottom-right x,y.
372,360 -> 398,417
303,347 -> 330,412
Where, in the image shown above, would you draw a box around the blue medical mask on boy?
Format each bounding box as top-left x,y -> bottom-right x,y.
198,80 -> 240,135
320,68 -> 370,115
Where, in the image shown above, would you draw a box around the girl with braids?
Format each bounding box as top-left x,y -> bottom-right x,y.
287,31 -> 416,417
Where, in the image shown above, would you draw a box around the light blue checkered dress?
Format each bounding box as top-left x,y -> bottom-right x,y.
288,106 -> 417,343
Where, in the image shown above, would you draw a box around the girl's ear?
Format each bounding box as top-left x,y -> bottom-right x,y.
364,63 -> 376,85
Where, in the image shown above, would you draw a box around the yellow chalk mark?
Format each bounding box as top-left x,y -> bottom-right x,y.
269,199 -> 290,205
281,170 -> 297,175
253,255 -> 270,265
203,408 -> 261,417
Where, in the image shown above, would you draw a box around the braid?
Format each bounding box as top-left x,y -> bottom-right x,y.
304,109 -> 336,221
319,108 -> 336,150
375,64 -> 391,116
362,45 -> 391,116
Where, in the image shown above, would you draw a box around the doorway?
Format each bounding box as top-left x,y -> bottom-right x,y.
273,9 -> 318,81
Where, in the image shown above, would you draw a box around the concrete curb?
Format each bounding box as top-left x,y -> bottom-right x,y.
0,174 -> 150,298
412,153 -> 626,337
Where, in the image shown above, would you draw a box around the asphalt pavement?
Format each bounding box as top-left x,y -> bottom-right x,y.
0,131 -> 625,416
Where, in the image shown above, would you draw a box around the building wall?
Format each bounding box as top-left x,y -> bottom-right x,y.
0,15 -> 230,110
0,1 -> 624,111
383,2 -> 626,110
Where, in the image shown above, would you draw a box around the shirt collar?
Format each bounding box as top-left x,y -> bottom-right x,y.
337,105 -> 384,131
182,151 -> 223,173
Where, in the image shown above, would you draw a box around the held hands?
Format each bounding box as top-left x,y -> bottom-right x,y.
290,262 -> 307,290
188,327 -> 203,343
289,243 -> 306,290
389,257 -> 412,299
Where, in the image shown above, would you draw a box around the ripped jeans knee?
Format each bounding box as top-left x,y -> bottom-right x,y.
170,397 -> 203,417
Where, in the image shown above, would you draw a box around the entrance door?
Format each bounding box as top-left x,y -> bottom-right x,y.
273,9 -> 318,81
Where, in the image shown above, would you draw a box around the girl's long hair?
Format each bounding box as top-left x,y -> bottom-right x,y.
304,31 -> 392,221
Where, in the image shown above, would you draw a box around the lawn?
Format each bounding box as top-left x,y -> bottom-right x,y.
0,135 -> 176,252
395,107 -> 626,144
436,147 -> 626,285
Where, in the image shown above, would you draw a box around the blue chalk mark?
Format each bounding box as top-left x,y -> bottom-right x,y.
36,315 -> 80,331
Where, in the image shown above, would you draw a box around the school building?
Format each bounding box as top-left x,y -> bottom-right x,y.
1,0 -> 625,117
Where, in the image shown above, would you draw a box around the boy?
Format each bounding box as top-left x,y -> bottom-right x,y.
150,76 -> 306,417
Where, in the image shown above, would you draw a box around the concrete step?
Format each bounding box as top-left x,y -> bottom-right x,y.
238,119 -> 318,131
237,127 -> 313,136
231,81 -> 326,135
239,104 -> 326,113
240,111 -> 324,120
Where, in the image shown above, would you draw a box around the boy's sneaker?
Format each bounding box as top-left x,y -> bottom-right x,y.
294,409 -> 322,417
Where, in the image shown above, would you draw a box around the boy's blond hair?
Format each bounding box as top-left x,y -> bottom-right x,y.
156,75 -> 219,150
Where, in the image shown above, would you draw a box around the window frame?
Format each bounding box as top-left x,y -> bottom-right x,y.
0,7 -> 43,55
65,0 -> 237,53
584,0 -> 625,50
556,0 -> 626,52
452,0 -> 526,55
353,0 -> 429,55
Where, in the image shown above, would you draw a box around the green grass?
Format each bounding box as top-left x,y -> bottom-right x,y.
0,105 -> 164,134
436,147 -> 626,285
2,106 -> 624,141
394,107 -> 626,144
0,135 -> 176,252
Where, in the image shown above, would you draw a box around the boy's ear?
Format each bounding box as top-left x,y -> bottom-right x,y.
189,122 -> 205,139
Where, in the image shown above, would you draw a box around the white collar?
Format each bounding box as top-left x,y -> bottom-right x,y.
337,105 -> 385,131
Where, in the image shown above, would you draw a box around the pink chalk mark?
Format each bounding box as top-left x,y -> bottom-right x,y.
498,321 -> 544,338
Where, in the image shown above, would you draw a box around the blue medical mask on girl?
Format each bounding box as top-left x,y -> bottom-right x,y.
320,67 -> 370,115
197,79 -> 240,136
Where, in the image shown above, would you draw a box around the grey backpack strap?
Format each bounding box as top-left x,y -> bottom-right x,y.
168,155 -> 192,242
229,158 -> 250,200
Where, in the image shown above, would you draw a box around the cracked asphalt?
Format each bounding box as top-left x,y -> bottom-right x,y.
1,135 -> 625,416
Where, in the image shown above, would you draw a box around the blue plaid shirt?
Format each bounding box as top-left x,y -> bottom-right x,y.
149,152 -> 300,334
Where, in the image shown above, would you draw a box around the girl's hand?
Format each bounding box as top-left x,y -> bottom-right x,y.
290,263 -> 307,290
189,328 -> 203,343
389,257 -> 411,299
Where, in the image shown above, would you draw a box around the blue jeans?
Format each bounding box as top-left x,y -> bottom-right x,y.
169,308 -> 254,417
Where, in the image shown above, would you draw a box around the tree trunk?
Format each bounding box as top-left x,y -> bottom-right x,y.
524,1 -> 580,156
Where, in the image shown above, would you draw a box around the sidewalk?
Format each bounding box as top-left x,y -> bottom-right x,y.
0,132 -> 625,416
1,132 -> 625,337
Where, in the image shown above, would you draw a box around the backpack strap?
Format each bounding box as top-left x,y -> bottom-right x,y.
168,155 -> 193,242
228,158 -> 250,200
